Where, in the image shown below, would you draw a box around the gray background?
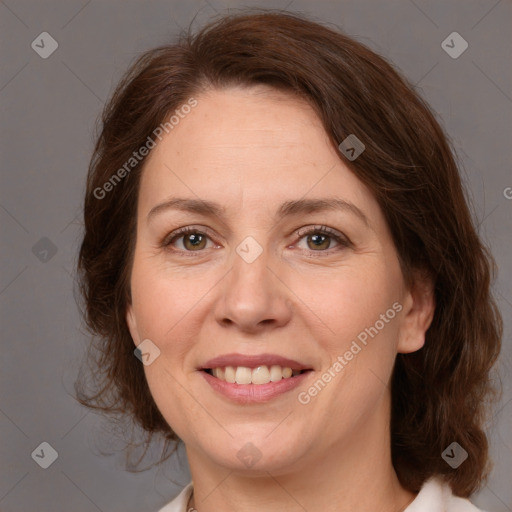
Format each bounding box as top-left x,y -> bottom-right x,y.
0,0 -> 511,511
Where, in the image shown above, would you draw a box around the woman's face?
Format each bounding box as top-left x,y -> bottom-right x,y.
126,86 -> 432,475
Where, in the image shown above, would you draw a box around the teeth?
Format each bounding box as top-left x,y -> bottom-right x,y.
252,366 -> 270,384
224,366 -> 236,383
209,365 -> 301,385
235,366 -> 252,384
270,364 -> 283,382
213,367 -> 225,380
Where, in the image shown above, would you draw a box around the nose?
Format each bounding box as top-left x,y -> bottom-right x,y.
213,242 -> 293,335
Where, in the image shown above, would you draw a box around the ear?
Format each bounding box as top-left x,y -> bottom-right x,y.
397,271 -> 435,354
126,304 -> 141,346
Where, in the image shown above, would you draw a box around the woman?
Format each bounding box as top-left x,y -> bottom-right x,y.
76,10 -> 502,512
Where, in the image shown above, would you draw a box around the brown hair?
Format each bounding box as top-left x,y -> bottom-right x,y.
76,9 -> 502,496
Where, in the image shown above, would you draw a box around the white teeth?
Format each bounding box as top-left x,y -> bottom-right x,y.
224,366 -> 236,383
209,365 -> 300,385
235,366 -> 252,384
213,367 -> 225,380
282,367 -> 292,379
269,365 -> 283,382
251,366 -> 270,384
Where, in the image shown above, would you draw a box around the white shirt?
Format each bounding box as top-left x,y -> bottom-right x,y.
157,477 -> 486,511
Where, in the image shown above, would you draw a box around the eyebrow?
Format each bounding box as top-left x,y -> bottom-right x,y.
147,197 -> 370,227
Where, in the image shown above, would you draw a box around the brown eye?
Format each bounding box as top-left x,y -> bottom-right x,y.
163,227 -> 215,253
181,232 -> 207,251
295,225 -> 350,255
306,233 -> 332,251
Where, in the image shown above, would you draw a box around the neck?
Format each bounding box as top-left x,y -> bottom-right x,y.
185,401 -> 416,512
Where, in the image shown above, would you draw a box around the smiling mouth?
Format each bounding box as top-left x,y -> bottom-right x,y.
202,365 -> 312,385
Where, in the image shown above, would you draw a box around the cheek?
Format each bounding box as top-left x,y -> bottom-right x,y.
128,259 -> 212,439
297,260 -> 402,352
304,261 -> 403,402
129,255 -> 208,345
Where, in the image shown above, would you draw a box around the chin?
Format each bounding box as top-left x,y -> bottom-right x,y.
197,434 -> 310,475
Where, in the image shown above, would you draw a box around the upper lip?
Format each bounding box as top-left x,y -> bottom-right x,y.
199,353 -> 311,371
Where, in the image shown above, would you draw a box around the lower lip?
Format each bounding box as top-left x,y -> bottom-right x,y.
200,370 -> 312,404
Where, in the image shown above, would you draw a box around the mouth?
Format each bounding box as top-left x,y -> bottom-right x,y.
198,353 -> 314,403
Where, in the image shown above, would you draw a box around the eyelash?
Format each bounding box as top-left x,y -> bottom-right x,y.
161,225 -> 351,257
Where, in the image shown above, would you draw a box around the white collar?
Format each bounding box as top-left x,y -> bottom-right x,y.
404,477 -> 484,512
158,476 -> 485,512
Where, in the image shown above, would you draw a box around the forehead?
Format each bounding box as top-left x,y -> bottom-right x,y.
137,86 -> 379,223
162,85 -> 329,158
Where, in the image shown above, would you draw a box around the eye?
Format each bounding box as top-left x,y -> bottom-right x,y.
294,225 -> 350,254
161,226 -> 217,253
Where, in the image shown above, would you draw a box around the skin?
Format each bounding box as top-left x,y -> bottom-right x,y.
126,85 -> 435,512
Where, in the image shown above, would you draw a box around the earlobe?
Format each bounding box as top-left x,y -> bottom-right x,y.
126,305 -> 140,346
397,273 -> 436,354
